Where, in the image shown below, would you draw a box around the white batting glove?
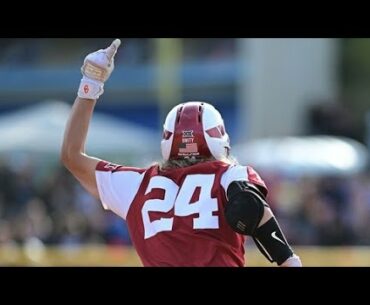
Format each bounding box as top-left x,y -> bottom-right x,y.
78,39 -> 121,100
280,254 -> 302,267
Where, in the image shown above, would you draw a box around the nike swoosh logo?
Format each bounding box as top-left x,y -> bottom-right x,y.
271,231 -> 286,245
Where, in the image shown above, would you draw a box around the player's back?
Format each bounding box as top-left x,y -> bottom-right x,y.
127,160 -> 246,267
95,159 -> 267,267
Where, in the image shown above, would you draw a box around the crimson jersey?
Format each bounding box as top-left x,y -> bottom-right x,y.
95,160 -> 268,267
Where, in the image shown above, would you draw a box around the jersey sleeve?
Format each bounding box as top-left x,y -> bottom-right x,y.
95,160 -> 146,219
221,164 -> 268,198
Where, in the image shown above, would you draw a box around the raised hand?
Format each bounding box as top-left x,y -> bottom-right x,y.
78,39 -> 122,100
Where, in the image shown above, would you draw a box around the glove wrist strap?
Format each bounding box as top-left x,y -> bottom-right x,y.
77,77 -> 104,100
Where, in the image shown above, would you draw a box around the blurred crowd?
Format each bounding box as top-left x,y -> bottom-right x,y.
1,156 -> 370,247
0,158 -> 131,247
263,171 -> 370,245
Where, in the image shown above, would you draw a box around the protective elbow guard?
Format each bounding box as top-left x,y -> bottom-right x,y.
253,217 -> 294,265
225,181 -> 267,236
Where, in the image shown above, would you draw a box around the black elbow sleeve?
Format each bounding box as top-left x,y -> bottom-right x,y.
224,181 -> 266,236
225,181 -> 294,265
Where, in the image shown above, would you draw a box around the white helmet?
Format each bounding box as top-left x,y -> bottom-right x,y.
161,101 -> 230,161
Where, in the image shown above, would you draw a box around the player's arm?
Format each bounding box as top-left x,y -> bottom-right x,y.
224,181 -> 302,267
61,39 -> 121,199
61,97 -> 101,197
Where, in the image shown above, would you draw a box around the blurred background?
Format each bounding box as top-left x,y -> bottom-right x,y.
0,38 -> 369,266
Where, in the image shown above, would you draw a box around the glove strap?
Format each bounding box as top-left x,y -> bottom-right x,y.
82,59 -> 110,83
77,77 -> 104,100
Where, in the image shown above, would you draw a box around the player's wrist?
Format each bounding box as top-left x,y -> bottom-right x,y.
77,76 -> 104,100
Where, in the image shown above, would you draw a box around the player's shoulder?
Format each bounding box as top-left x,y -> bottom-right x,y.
96,160 -> 147,174
223,162 -> 263,178
221,163 -> 268,195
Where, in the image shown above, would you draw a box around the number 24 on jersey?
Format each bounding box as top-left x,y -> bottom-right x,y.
142,174 -> 219,239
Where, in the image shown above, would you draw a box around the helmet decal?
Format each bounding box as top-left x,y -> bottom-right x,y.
161,101 -> 230,161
